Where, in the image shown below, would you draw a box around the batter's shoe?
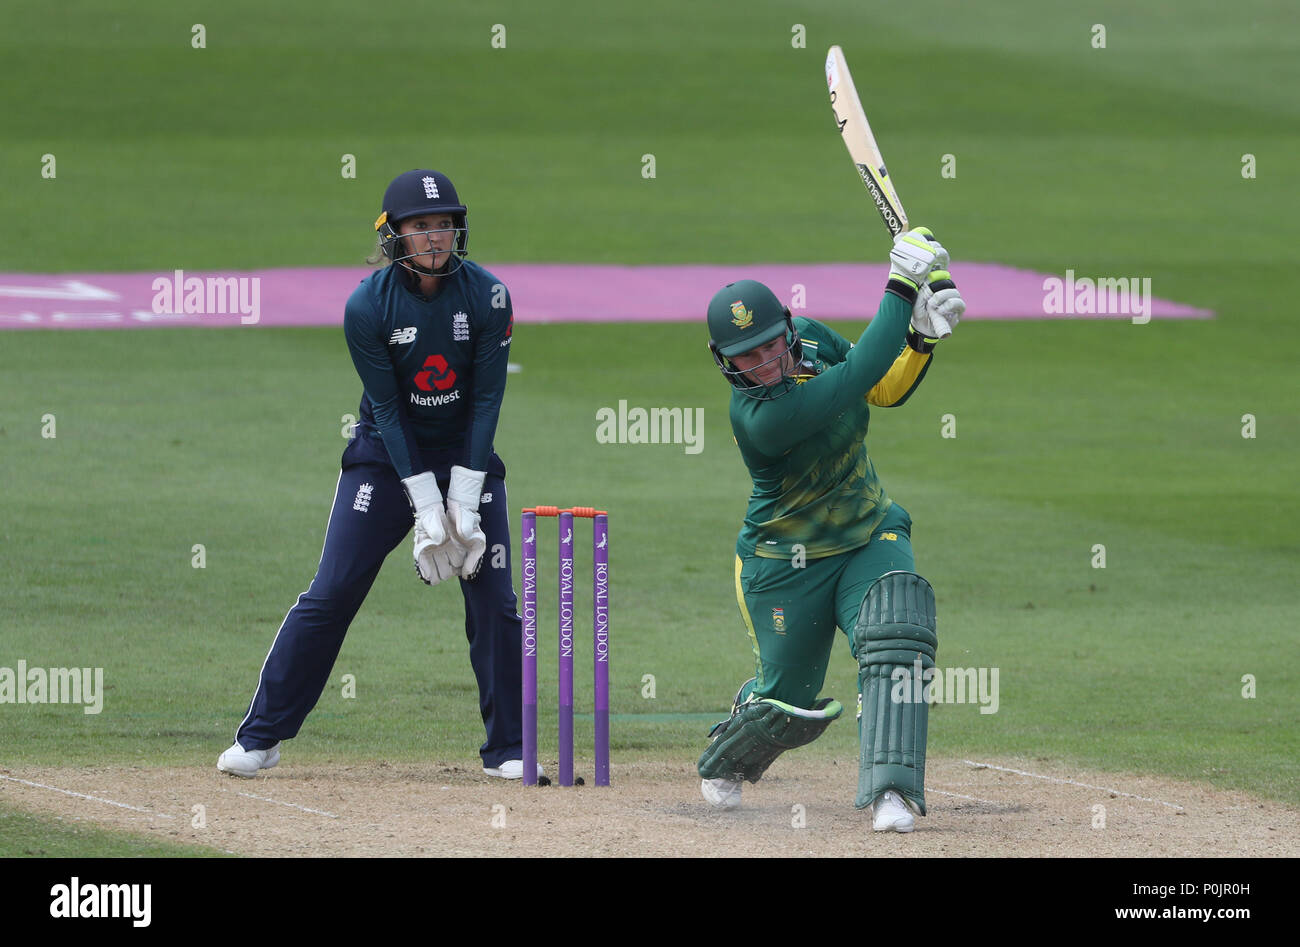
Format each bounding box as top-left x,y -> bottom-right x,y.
483,760 -> 546,780
871,790 -> 915,832
217,741 -> 281,778
701,777 -> 743,810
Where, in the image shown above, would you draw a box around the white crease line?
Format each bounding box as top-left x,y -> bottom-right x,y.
0,774 -> 176,819
232,789 -> 338,819
929,787 -> 1012,807
962,760 -> 1185,811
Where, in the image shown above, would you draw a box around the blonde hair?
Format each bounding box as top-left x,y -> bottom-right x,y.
365,235 -> 389,268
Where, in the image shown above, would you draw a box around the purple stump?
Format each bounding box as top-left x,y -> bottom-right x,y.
558,510 -> 575,786
521,511 -> 538,786
593,513 -> 610,786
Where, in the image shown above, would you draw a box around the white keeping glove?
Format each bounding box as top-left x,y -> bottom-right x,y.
412,519 -> 465,586
446,465 -> 488,580
402,471 -> 465,586
888,228 -> 941,290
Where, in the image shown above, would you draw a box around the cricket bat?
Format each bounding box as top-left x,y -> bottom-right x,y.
825,45 -> 908,237
826,45 -> 950,337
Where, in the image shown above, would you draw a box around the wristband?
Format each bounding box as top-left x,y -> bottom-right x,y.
906,328 -> 938,354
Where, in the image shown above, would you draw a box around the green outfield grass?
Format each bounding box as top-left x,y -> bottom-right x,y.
2,318 -> 1296,805
1,0 -> 1297,847
0,803 -> 226,857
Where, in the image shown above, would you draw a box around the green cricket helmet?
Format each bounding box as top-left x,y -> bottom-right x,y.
706,279 -> 803,400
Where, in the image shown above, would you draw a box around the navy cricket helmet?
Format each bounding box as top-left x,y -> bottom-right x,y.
375,169 -> 469,277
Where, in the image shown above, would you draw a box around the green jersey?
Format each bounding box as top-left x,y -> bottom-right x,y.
730,292 -> 932,560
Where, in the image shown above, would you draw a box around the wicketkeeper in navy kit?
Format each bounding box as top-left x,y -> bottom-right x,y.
696,228 -> 965,832
218,169 -> 540,780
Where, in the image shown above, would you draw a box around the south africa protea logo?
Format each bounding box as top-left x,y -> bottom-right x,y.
730,301 -> 753,328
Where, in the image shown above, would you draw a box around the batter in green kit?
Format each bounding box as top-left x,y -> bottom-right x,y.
696,228 -> 967,833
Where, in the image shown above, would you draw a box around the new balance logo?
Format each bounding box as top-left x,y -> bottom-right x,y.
353,483 -> 374,513
422,176 -> 439,199
480,492 -> 493,504
389,327 -> 417,345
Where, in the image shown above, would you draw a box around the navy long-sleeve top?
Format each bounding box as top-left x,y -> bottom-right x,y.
343,261 -> 513,478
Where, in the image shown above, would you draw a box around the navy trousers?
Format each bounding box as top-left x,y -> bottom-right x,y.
235,435 -> 523,768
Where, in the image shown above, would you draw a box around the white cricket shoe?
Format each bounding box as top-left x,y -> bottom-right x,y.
217,741 -> 281,778
484,760 -> 546,780
871,789 -> 915,832
701,777 -> 743,810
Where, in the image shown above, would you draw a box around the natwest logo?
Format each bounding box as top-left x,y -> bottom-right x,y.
414,354 -> 456,391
